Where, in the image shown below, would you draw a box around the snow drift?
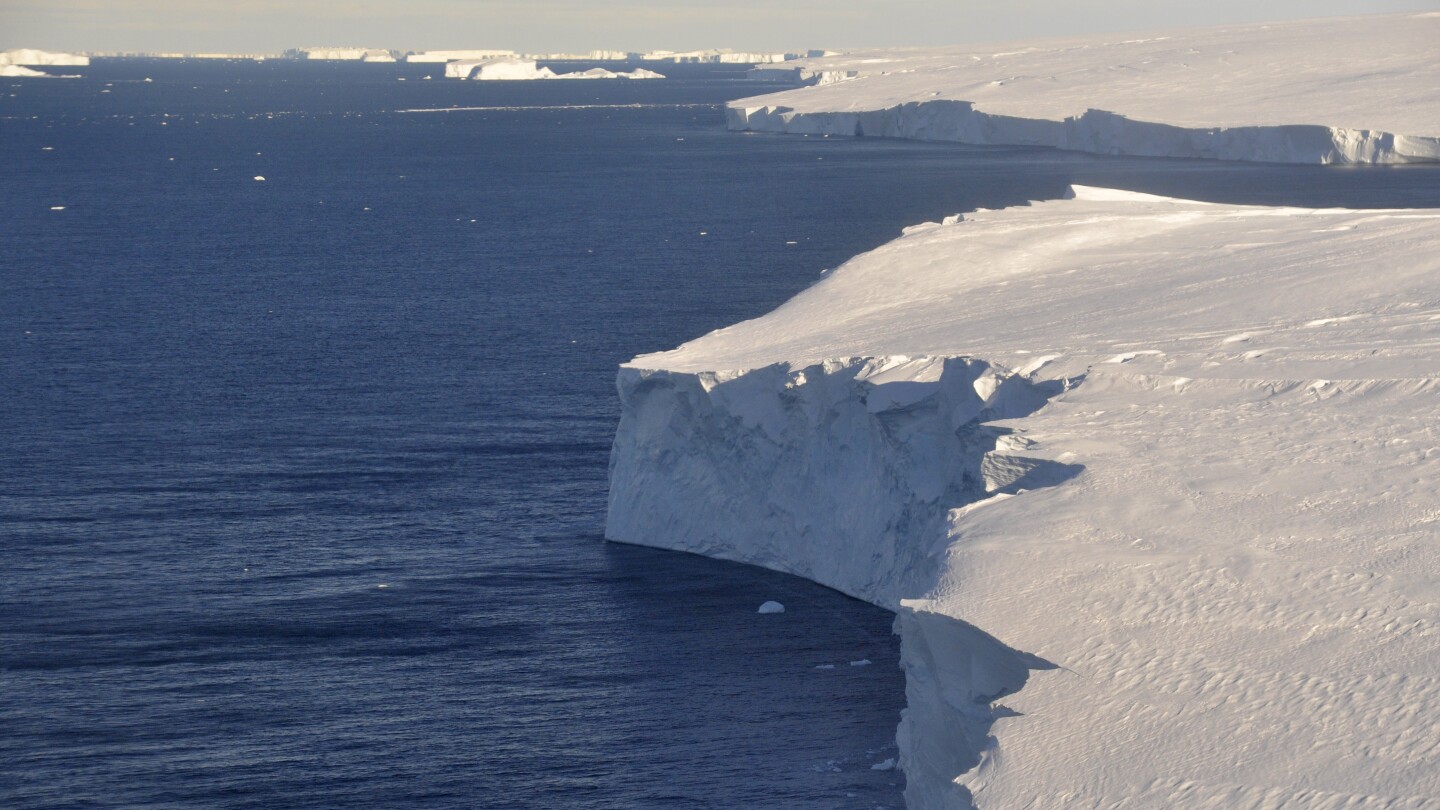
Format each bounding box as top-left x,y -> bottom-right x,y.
726,13 -> 1440,164
607,186 -> 1440,807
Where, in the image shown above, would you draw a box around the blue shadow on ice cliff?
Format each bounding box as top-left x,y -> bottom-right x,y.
608,356 -> 1085,806
896,605 -> 1059,809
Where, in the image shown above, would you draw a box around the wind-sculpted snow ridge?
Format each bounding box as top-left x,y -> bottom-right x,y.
606,187 -> 1440,807
727,13 -> 1440,164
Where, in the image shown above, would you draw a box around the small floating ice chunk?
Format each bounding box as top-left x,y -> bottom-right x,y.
850,658 -> 872,667
49,206 -> 65,211
814,663 -> 835,670
871,758 -> 897,771
757,600 -> 785,614
253,175 -> 266,182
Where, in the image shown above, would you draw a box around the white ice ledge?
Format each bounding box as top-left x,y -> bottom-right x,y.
607,187 -> 1440,807
726,13 -> 1440,165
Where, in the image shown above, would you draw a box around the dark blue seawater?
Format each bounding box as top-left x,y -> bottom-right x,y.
3,59 -> 1438,810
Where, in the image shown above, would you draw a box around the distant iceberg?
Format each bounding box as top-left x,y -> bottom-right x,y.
445,59 -> 556,80
0,49 -> 88,72
1,64 -> 62,78
558,67 -> 665,80
445,59 -> 664,81
299,47 -> 395,61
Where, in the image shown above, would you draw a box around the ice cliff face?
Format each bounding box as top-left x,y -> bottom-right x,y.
609,357 -> 1066,605
728,102 -> 1440,165
608,187 -> 1440,807
725,13 -> 1440,165
608,357 -> 1068,808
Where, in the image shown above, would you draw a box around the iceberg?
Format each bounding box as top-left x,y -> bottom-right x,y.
607,186 -> 1440,807
0,49 -> 89,67
445,59 -> 555,80
444,59 -> 664,81
726,13 -> 1440,164
556,67 -> 665,80
1,65 -> 71,78
300,47 -> 394,61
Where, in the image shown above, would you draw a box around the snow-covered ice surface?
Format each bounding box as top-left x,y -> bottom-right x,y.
607,187 -> 1440,807
727,13 -> 1440,164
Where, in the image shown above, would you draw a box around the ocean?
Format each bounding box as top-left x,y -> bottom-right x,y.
3,59 -> 1438,809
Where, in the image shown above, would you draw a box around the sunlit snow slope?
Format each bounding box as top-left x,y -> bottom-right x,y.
727,13 -> 1440,164
607,188 -> 1440,807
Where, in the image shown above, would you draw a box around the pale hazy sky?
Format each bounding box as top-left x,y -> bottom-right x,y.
4,0 -> 1438,54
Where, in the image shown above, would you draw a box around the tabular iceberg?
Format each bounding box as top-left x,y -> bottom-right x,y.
558,67 -> 666,80
445,59 -> 557,80
444,59 -> 664,81
0,49 -> 89,67
607,186 -> 1440,807
726,13 -> 1440,164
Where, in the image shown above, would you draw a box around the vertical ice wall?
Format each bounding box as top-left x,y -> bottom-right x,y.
606,355 -> 1071,807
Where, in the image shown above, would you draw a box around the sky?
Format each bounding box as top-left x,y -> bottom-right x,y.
3,0 -> 1439,54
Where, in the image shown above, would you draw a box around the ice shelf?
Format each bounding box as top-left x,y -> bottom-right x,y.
607,186 -> 1440,807
726,13 -> 1440,164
